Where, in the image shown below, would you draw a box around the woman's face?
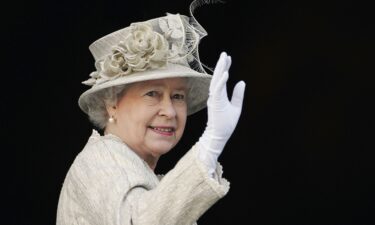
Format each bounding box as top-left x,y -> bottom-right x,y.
108,78 -> 188,162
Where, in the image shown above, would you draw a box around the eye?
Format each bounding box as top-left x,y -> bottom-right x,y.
172,94 -> 185,100
145,91 -> 159,97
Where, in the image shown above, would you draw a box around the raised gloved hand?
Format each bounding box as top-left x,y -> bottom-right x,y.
198,52 -> 246,176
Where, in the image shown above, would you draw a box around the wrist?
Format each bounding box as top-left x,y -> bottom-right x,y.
199,129 -> 228,154
197,131 -> 227,166
197,141 -> 217,177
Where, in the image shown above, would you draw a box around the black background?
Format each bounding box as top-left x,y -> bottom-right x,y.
2,0 -> 375,224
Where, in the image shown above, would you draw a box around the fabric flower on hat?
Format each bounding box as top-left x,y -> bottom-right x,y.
101,52 -> 126,78
121,22 -> 169,72
159,14 -> 184,59
83,22 -> 169,86
159,14 -> 183,40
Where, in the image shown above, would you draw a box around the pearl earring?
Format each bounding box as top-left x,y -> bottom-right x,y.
108,116 -> 116,123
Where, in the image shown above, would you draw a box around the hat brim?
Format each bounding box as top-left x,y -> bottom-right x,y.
78,63 -> 212,115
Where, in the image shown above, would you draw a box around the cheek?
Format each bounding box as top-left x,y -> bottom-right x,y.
177,107 -> 187,131
117,109 -> 147,133
131,109 -> 156,130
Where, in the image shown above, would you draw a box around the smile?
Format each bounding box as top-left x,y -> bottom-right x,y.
148,126 -> 175,136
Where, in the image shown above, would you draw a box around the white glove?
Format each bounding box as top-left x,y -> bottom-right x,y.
197,52 -> 246,176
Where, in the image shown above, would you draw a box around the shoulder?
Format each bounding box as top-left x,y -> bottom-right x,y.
76,130 -> 142,169
67,130 -> 157,188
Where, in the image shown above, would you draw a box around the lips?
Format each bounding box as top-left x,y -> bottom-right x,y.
148,126 -> 175,136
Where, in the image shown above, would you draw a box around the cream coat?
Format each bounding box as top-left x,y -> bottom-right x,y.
56,130 -> 230,225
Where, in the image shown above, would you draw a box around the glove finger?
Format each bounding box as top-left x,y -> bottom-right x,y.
213,52 -> 228,75
224,55 -> 232,72
230,81 -> 246,109
212,71 -> 229,101
210,52 -> 228,93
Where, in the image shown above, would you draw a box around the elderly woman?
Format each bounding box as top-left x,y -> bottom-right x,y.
56,2 -> 245,225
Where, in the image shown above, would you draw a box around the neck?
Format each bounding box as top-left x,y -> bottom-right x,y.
143,155 -> 159,171
104,126 -> 159,171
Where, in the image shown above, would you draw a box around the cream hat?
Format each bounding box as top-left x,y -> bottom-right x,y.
78,2 -> 214,115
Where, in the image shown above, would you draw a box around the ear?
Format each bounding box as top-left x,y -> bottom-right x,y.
106,104 -> 117,117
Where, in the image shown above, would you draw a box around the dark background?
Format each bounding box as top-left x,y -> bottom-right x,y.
2,0 -> 374,224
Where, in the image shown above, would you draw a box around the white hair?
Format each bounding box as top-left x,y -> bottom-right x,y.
85,85 -> 128,130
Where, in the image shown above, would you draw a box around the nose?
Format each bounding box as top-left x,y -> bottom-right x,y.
158,95 -> 177,118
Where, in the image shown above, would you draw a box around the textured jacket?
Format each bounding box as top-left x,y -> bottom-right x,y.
56,130 -> 230,225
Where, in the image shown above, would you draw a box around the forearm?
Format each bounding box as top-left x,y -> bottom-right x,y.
131,145 -> 229,225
